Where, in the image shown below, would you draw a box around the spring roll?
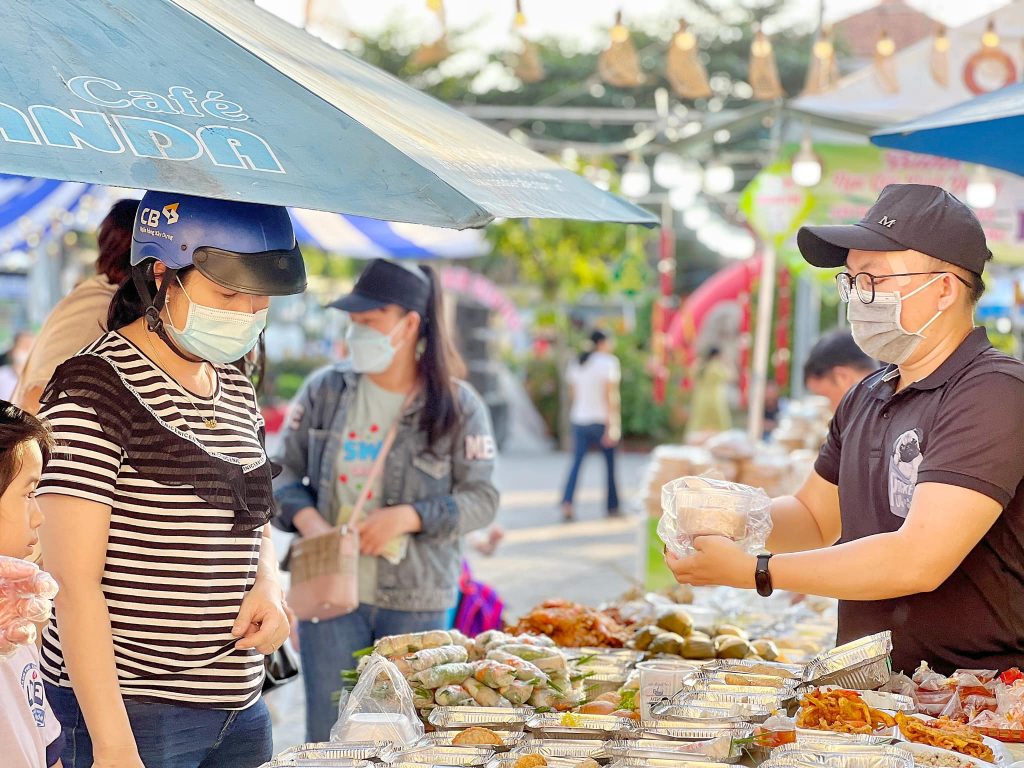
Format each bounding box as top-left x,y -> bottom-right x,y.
435,684 -> 475,707
529,686 -> 579,711
500,680 -> 535,706
414,688 -> 435,709
494,644 -> 560,663
473,660 -> 517,689
486,650 -> 549,684
407,645 -> 469,673
375,630 -> 452,657
410,662 -> 475,690
464,676 -> 513,707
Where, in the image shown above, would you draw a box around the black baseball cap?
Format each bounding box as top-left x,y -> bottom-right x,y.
798,184 -> 992,275
329,259 -> 431,315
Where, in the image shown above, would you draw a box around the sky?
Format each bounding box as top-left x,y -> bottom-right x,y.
258,0 -> 1012,50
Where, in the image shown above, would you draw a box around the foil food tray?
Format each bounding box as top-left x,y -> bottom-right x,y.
272,742 -> 393,761
428,707 -> 531,731
652,699 -> 771,723
424,730 -> 530,751
799,687 -> 916,714
706,659 -> 804,680
769,742 -> 913,768
803,633 -> 893,690
509,739 -> 610,760
796,727 -> 899,746
526,712 -> 637,739
639,721 -> 754,742
608,736 -> 743,763
393,744 -> 497,766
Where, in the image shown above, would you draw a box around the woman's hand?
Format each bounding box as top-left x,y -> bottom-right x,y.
358,505 -> 422,556
664,536 -> 757,589
293,506 -> 334,538
232,579 -> 290,654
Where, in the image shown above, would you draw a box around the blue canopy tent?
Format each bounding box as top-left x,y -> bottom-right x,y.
872,83 -> 1024,176
0,175 -> 487,261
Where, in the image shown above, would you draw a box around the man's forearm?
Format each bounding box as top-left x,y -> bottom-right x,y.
766,495 -> 832,553
772,531 -> 931,600
57,587 -> 138,760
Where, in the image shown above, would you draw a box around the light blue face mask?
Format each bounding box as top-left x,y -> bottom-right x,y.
346,319 -> 406,374
165,278 -> 268,363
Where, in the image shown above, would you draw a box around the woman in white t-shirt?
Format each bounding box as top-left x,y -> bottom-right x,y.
560,330 -> 621,522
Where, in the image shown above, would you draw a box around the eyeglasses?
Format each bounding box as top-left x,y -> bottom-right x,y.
835,271 -> 972,304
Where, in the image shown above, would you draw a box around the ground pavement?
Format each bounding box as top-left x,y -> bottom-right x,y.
266,447 -> 650,752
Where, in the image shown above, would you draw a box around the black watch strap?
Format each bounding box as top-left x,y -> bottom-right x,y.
755,553 -> 774,597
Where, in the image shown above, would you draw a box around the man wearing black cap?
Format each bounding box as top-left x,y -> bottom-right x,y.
667,184 -> 1024,674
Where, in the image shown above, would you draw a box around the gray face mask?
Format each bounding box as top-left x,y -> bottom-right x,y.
847,274 -> 945,365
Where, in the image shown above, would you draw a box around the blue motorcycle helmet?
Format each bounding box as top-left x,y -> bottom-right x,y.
130,191 -> 306,343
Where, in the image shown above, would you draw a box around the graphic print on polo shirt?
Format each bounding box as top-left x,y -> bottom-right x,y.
889,428 -> 923,519
19,659 -> 46,728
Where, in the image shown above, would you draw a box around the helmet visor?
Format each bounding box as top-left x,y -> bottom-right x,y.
192,244 -> 306,296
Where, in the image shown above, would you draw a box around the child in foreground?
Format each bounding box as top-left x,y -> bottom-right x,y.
0,399 -> 63,768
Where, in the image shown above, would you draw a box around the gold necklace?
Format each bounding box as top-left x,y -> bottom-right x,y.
144,330 -> 219,429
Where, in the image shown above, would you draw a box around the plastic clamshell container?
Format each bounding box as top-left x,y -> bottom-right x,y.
803,633 -> 893,690
608,737 -> 743,763
335,712 -> 422,745
526,712 -> 637,739
428,707 -> 531,731
424,730 -> 529,751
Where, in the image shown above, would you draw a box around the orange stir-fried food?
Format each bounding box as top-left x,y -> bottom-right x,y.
896,713 -> 995,763
796,688 -> 897,734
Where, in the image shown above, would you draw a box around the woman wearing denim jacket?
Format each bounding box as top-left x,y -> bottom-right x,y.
272,259 -> 499,741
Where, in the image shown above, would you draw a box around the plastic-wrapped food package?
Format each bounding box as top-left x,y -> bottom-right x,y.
658,476 -> 772,558
331,654 -> 424,747
0,556 -> 59,661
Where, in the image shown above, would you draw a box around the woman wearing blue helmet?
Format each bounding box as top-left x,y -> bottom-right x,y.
34,191 -> 306,768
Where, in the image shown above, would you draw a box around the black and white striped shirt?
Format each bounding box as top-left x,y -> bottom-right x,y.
37,333 -> 268,709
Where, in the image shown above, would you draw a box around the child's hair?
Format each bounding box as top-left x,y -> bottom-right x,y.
0,399 -> 52,493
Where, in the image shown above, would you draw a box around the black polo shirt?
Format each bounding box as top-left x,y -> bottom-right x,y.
815,328 -> 1024,675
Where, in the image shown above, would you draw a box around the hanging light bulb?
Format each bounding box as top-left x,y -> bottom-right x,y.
653,152 -> 689,190
966,166 -> 997,209
684,204 -> 711,230
803,27 -> 839,95
513,0 -> 527,29
669,185 -> 697,212
874,30 -> 899,94
599,10 -> 644,88
791,135 -> 822,188
749,26 -> 784,100
667,19 -> 711,99
982,20 -> 1000,49
620,155 -> 652,199
931,24 -> 950,87
703,161 -> 734,195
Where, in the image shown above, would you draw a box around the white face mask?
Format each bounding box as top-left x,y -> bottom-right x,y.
847,274 -> 945,365
346,319 -> 406,374
166,278 -> 267,364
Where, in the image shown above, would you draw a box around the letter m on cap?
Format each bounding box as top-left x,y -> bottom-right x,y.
878,215 -> 896,228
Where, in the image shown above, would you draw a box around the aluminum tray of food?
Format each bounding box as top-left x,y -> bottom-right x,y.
801,687 -> 916,714
803,633 -> 893,690
526,712 -> 637,739
429,707 -> 532,731
685,682 -> 796,705
425,728 -> 531,751
506,739 -> 610,760
698,670 -> 801,691
393,744 -> 497,766
486,754 -> 596,768
796,728 -> 899,746
639,721 -> 754,742
270,742 -> 394,762
606,758 -> 737,768
768,743 -> 914,768
607,735 -> 742,763
651,699 -> 771,723
706,659 -> 804,680
259,760 -> 372,768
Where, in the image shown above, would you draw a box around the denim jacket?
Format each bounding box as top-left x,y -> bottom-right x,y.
271,365 -> 499,611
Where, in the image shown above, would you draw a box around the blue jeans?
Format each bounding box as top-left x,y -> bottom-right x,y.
46,684 -> 272,768
299,603 -> 448,742
561,422 -> 619,512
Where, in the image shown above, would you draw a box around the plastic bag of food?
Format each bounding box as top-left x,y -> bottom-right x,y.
330,653 -> 424,747
881,673 -> 917,700
657,476 -> 772,557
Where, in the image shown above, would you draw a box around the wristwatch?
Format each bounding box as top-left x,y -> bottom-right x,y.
755,553 -> 774,597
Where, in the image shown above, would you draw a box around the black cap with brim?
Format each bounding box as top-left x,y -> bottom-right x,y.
328,259 -> 431,315
797,224 -> 907,269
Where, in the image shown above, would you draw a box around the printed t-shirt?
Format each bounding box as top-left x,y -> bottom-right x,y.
333,377 -> 407,605
0,644 -> 63,767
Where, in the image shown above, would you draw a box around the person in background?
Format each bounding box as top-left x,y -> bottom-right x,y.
0,333 -> 34,402
37,192 -> 303,768
0,400 -> 63,768
560,330 -> 622,522
803,330 -> 878,411
14,199 -> 139,414
687,346 -> 732,438
273,258 -> 499,742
